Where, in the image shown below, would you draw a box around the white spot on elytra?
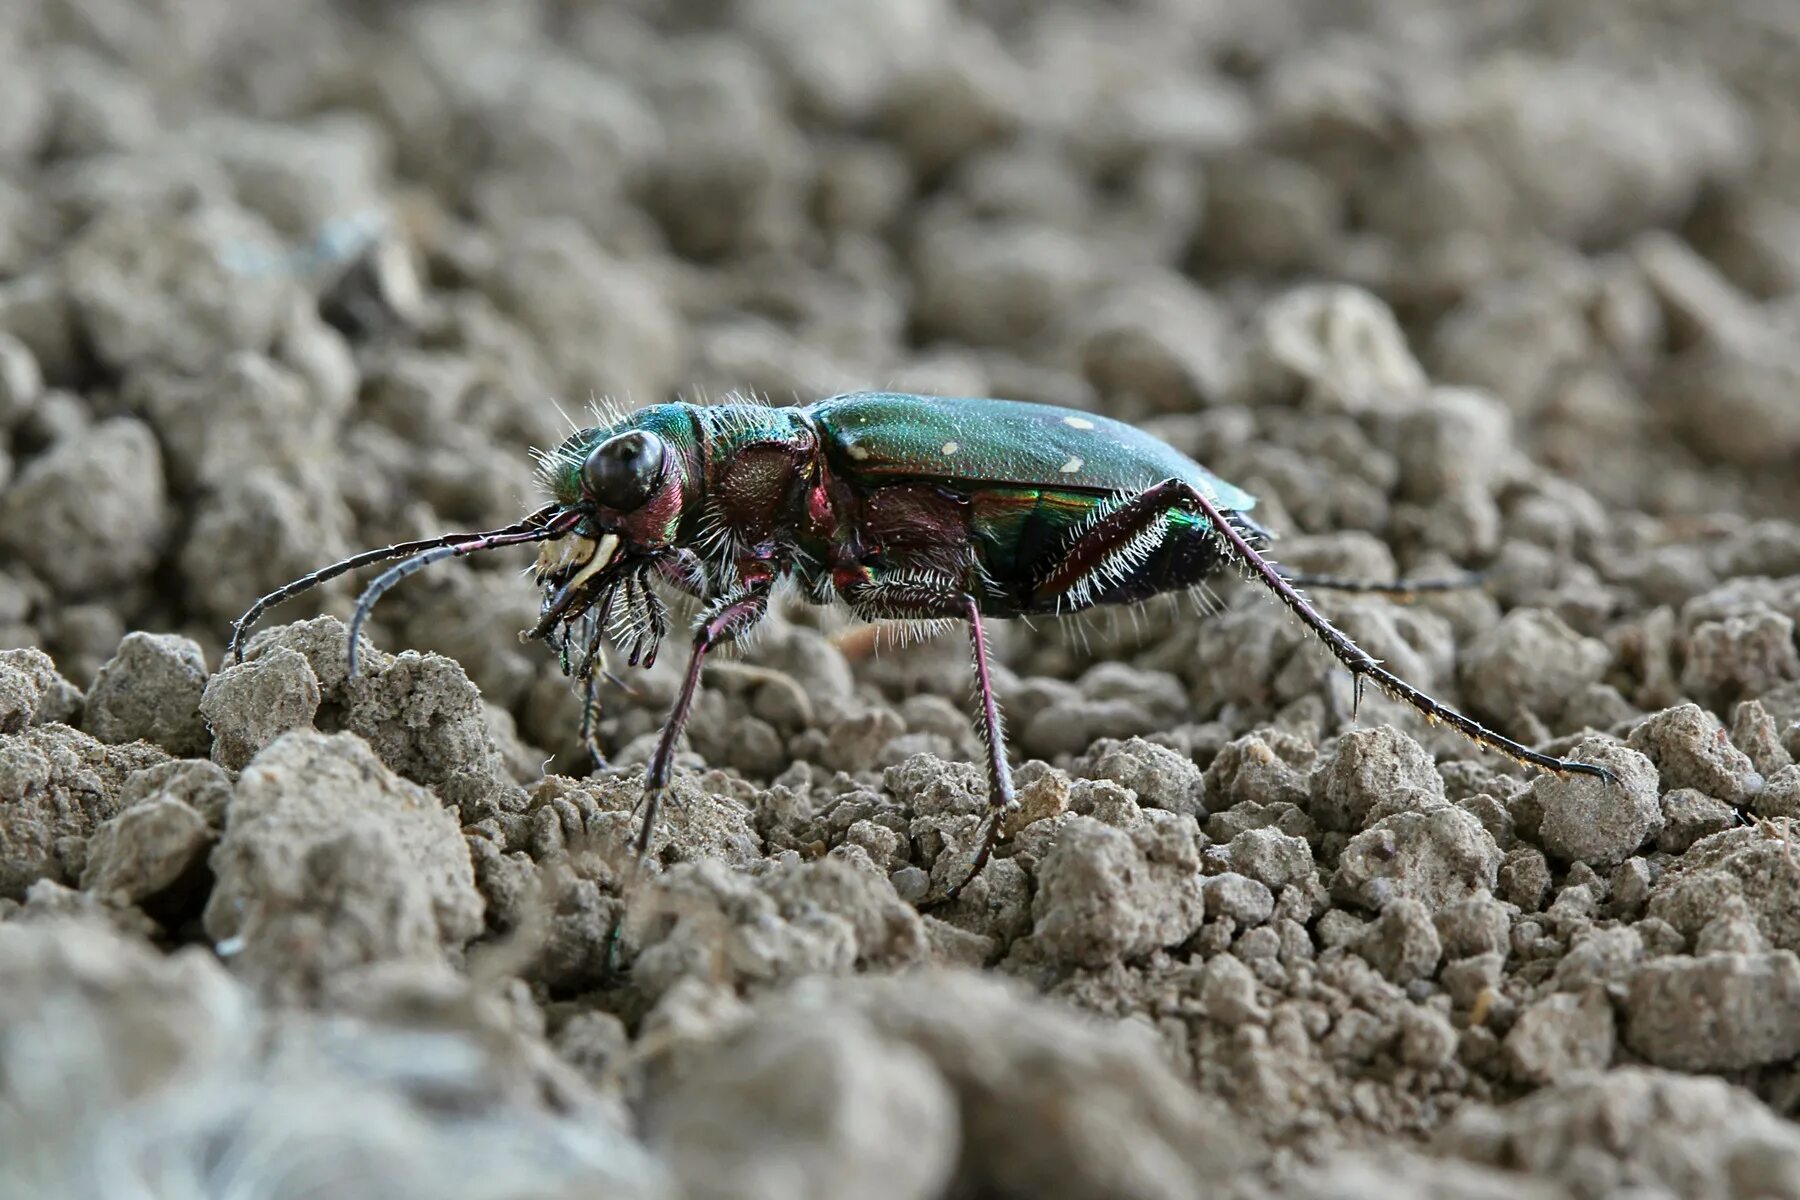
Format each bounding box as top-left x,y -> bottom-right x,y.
848,444 -> 871,460
942,441 -> 959,454
1059,456 -> 1083,473
1064,416 -> 1095,430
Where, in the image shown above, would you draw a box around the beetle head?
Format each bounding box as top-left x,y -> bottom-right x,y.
529,412 -> 693,639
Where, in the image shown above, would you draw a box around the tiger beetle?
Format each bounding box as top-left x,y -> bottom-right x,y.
230,392 -> 1615,901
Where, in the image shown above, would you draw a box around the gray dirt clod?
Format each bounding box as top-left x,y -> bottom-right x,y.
1022,814 -> 1206,969
1280,1151 -> 1567,1200
199,645 -> 322,770
1497,846 -> 1552,912
203,730 -> 484,997
1609,857 -> 1655,919
1355,896 -> 1443,985
1333,805 -> 1503,911
1463,58 -> 1751,240
1627,702 -> 1763,805
117,758 -> 234,829
1457,608 -> 1608,732
1441,952 -> 1505,1016
0,416 -> 169,596
1196,952 -> 1267,1025
1549,931 -> 1643,1005
627,859 -> 857,1003
1239,285 -> 1428,413
1754,763 -> 1800,820
1075,274 -> 1233,415
0,920 -> 668,1200
1681,607 -> 1800,709
0,330 -> 42,427
527,773 -> 761,876
177,471 -> 355,627
342,648 -> 524,822
133,350 -> 341,495
1309,724 -> 1446,833
1730,696 -> 1793,777
1070,736 -> 1206,818
765,848 -> 930,970
1658,787 -> 1737,852
1433,892 -> 1511,959
1065,778 -> 1144,828
81,631 -> 211,757
1695,913 -> 1766,956
1647,827 -> 1800,952
1445,1069 -> 1800,1200
1624,951 -> 1800,1072
1225,826 -> 1315,891
1203,729 -> 1315,810
1203,872 -> 1274,928
1662,334 -> 1800,469
80,795 -> 213,904
645,1008 -> 958,1200
0,723 -> 168,898
883,752 -> 989,820
912,220 -> 1100,350
1502,988 -> 1616,1085
1530,737 -> 1660,866
822,970 -> 1259,1200
487,220 -> 687,404
0,646 -> 81,732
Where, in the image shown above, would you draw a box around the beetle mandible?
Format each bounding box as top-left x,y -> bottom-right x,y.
230,392 -> 1614,898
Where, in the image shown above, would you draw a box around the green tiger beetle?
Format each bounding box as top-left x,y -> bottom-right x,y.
229,392 -> 1615,901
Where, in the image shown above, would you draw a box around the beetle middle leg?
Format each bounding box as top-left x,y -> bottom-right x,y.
837,568 -> 1018,902
602,575 -> 774,975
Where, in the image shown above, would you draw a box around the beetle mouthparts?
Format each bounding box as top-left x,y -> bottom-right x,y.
527,532 -> 621,640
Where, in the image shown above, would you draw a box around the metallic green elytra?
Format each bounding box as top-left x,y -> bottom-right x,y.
809,392 -> 1257,507
231,390 -> 1616,911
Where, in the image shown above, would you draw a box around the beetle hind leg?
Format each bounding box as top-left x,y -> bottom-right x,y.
1075,480 -> 1617,785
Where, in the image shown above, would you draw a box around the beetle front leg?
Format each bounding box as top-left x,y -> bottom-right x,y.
635,578 -> 773,859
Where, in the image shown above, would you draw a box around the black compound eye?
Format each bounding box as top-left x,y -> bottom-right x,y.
582,431 -> 666,512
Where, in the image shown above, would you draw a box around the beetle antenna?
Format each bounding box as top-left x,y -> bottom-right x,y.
227,505 -> 565,664
345,510 -> 584,677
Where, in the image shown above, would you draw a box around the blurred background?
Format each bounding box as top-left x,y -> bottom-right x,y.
3,2 -> 1800,1197
2,0 -> 1796,684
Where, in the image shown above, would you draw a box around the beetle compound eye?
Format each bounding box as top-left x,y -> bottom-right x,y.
583,431 -> 666,512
